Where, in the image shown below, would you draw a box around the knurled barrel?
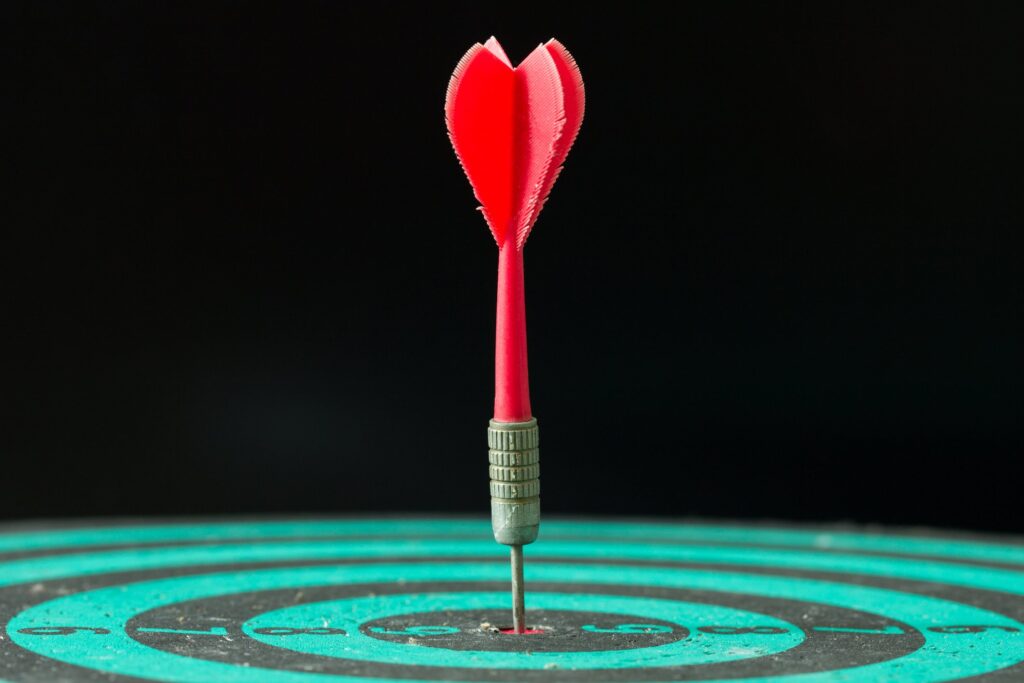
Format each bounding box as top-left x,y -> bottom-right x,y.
488,418 -> 540,546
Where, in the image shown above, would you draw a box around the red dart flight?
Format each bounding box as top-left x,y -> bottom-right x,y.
446,36 -> 585,422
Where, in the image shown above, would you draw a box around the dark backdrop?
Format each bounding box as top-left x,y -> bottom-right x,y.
5,2 -> 1022,531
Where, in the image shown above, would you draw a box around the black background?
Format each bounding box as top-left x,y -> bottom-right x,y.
5,3 -> 1022,531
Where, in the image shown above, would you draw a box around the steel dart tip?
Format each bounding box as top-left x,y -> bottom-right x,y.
510,545 -> 526,633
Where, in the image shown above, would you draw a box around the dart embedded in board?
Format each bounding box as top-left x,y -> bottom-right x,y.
445,36 -> 585,634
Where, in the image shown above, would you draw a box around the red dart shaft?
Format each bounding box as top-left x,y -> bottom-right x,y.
494,243 -> 531,422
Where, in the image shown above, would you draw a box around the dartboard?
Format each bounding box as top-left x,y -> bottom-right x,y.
2,518 -> 1023,681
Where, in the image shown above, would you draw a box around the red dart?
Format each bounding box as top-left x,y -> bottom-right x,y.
445,36 -> 585,633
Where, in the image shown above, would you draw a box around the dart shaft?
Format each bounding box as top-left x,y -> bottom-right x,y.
494,245 -> 531,422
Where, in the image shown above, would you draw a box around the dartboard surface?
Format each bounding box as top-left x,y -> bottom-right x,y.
2,517 -> 1024,682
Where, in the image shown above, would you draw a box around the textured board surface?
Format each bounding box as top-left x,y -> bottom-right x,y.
2,517 -> 1024,681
